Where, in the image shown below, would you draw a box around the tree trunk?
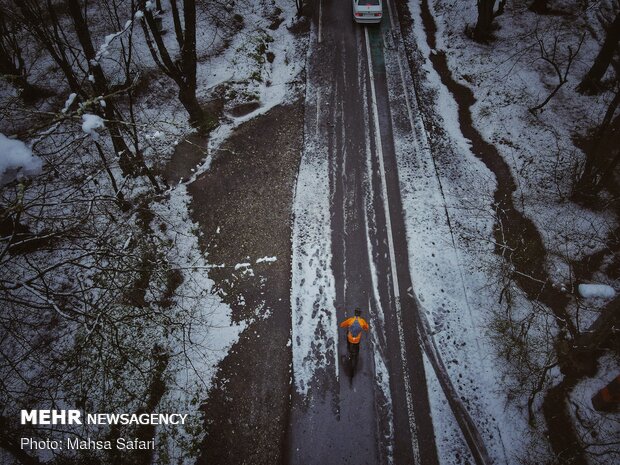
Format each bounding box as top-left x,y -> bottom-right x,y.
0,12 -> 23,78
575,88 -> 620,195
140,0 -> 210,131
178,85 -> 206,127
474,0 -> 495,40
577,11 -> 620,94
529,0 -> 550,14
169,0 -> 184,49
181,0 -> 197,87
473,0 -> 505,42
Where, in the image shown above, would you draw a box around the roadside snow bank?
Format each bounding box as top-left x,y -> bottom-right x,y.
290,78 -> 337,394
394,0 -> 523,462
152,185 -> 245,393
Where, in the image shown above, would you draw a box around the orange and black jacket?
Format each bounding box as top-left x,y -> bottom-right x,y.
339,316 -> 369,344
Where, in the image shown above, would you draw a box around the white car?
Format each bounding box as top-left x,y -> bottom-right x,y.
353,0 -> 383,23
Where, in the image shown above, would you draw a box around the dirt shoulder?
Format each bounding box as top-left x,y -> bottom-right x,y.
187,101 -> 303,465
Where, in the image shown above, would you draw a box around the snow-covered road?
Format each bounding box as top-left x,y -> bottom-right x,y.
284,0 -> 515,461
286,1 -> 484,463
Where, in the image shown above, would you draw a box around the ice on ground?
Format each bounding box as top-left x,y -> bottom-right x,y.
256,256 -> 277,263
578,284 -> 616,300
234,262 -> 251,270
0,133 -> 42,177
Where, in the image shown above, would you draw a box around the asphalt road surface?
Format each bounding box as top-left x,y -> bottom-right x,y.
287,1 -> 440,463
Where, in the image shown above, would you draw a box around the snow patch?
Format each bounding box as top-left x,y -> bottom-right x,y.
290,77 -> 337,394
578,284 -> 616,300
61,93 -> 77,113
81,114 -> 105,139
0,133 -> 42,177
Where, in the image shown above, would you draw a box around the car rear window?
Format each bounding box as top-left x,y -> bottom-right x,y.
358,0 -> 380,5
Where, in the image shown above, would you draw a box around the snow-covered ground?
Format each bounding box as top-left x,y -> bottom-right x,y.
2,0 -> 617,463
388,1 -> 518,462
396,0 -> 619,463
427,0 -> 618,290
290,32 -> 338,393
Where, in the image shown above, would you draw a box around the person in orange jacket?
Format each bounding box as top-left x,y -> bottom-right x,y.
339,308 -> 369,354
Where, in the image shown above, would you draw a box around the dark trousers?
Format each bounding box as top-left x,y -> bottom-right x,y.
347,340 -> 360,355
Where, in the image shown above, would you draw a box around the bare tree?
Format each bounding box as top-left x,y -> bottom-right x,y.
575,85 -> 620,195
12,0 -> 86,97
66,0 -> 147,178
0,1 -> 235,463
9,0 -> 162,186
0,132 -> 206,463
529,31 -> 585,113
578,10 -> 620,94
0,5 -> 51,103
139,0 -> 212,131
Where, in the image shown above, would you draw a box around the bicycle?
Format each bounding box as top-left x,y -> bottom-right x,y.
346,341 -> 360,383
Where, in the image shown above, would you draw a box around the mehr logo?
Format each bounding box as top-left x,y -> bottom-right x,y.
21,410 -> 82,425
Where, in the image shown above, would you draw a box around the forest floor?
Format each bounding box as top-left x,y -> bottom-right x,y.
394,0 -> 620,463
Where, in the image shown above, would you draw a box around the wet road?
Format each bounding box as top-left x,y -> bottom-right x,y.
288,0 -> 439,463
